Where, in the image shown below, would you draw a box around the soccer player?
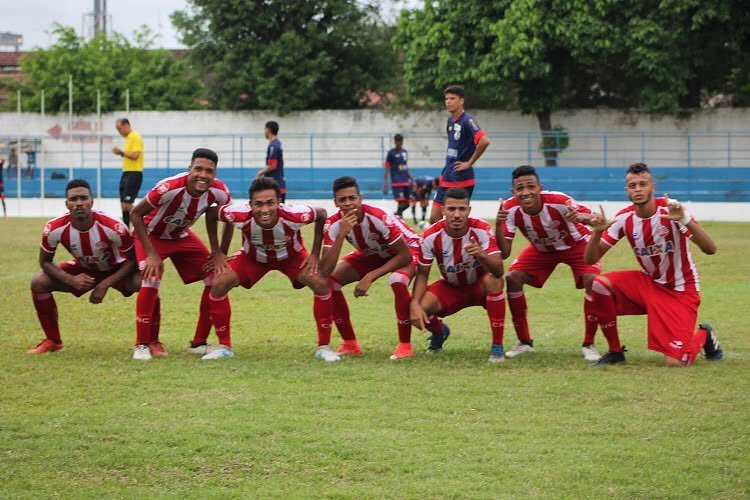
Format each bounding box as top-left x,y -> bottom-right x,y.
203,177 -> 335,360
28,179 -> 140,354
382,133 -> 415,219
0,157 -> 6,217
255,120 -> 286,203
129,148 -> 232,360
322,176 -> 421,360
410,188 -> 507,362
112,118 -> 144,227
495,165 -> 603,361
429,85 -> 490,224
411,175 -> 437,226
584,162 -> 723,367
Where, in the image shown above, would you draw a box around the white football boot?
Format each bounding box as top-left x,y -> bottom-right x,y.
315,345 -> 341,362
505,342 -> 535,358
188,343 -> 214,355
201,345 -> 234,360
582,344 -> 602,362
132,344 -> 152,361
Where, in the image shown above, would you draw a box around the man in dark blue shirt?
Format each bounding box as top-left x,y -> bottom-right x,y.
256,120 -> 286,203
382,133 -> 415,218
429,85 -> 490,223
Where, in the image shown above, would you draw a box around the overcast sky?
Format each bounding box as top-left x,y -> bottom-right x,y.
0,0 -> 419,51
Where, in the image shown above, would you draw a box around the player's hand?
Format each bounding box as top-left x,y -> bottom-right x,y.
300,254 -> 320,277
142,253 -> 164,280
453,161 -> 471,172
495,198 -> 509,224
111,146 -> 122,155
354,273 -> 374,298
206,251 -> 230,275
89,283 -> 109,304
409,301 -> 429,331
339,210 -> 358,237
463,237 -> 484,257
660,193 -> 687,221
587,205 -> 613,232
69,273 -> 96,292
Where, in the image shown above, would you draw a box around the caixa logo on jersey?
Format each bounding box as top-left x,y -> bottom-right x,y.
362,244 -> 390,256
438,259 -> 479,274
634,241 -> 675,257
163,215 -> 193,227
79,252 -> 110,265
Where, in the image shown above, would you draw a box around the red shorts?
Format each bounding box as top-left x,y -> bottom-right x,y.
230,249 -> 309,289
59,260 -> 135,298
604,270 -> 701,362
134,230 -> 209,284
510,241 -> 601,289
342,246 -> 419,278
427,277 -> 485,317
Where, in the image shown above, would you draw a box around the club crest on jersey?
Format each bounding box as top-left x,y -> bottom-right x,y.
95,240 -> 109,250
156,183 -> 169,195
634,241 -> 675,257
658,225 -> 670,236
453,123 -> 462,140
367,232 -> 380,241
549,220 -> 561,229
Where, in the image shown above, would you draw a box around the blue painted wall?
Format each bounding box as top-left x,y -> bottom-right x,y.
4,166 -> 750,202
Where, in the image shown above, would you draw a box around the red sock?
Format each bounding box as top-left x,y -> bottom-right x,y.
583,293 -> 597,345
686,326 -> 709,365
425,315 -> 444,335
313,292 -> 334,346
135,282 -> 159,345
590,281 -> 621,352
508,291 -> 532,343
32,289 -> 61,344
391,280 -> 412,343
150,295 -> 161,343
486,291 -> 506,345
192,286 -> 212,344
331,286 -> 356,341
209,294 -> 232,348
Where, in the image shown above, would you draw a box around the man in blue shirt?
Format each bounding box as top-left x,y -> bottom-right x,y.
429,85 -> 490,223
382,133 -> 415,218
256,120 -> 286,203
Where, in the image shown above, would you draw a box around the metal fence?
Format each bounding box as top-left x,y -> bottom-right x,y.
2,130 -> 750,201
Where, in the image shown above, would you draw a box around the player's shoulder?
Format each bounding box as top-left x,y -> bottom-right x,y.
155,172 -> 188,191
324,210 -> 343,225
468,217 -> 492,232
541,190 -> 573,205
613,204 -> 637,218
503,197 -> 522,210
92,210 -> 128,231
209,177 -> 229,191
44,213 -> 72,232
422,220 -> 446,239
279,203 -> 314,221
362,204 -> 388,218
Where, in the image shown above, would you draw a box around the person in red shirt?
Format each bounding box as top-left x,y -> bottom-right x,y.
410,188 -> 507,362
584,162 -> 723,366
28,179 -> 140,354
129,148 -> 232,360
321,176 -> 421,360
203,177 -> 334,360
495,165 -> 602,361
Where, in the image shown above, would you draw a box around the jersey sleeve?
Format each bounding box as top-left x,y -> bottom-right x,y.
384,150 -> 393,168
219,204 -> 251,225
282,205 -> 316,225
267,144 -> 280,167
323,218 -> 339,247
602,215 -> 626,246
146,181 -> 170,207
418,236 -> 434,267
380,213 -> 403,246
502,204 -> 517,239
467,115 -> 485,145
40,221 -> 59,253
115,220 -> 134,252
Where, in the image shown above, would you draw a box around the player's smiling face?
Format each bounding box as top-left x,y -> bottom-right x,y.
442,197 -> 471,235
512,175 -> 543,213
334,187 -> 363,219
625,172 -> 655,206
186,158 -> 217,196
251,189 -> 280,227
65,187 -> 93,221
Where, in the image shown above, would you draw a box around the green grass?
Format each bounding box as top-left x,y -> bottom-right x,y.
1,218 -> 748,498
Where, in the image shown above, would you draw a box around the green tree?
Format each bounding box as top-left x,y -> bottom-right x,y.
171,0 -> 395,112
13,24 -> 203,113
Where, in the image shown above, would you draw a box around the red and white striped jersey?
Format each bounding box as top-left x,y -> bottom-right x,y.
602,197 -> 699,291
323,204 -> 420,258
219,203 -> 317,263
41,210 -> 133,271
420,218 -> 500,287
503,191 -> 592,252
143,172 -> 231,240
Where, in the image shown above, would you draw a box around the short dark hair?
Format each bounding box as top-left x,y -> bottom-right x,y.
627,162 -> 650,175
444,187 -> 469,201
512,165 -> 539,180
191,147 -> 219,166
332,176 -> 359,195
116,118 -> 130,126
65,178 -> 91,196
443,85 -> 466,99
394,134 -> 403,142
265,121 -> 279,135
249,176 -> 281,200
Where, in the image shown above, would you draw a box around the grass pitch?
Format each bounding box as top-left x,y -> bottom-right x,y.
0,217 -> 748,498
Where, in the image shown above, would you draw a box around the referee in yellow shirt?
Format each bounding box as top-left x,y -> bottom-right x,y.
112,118 -> 143,227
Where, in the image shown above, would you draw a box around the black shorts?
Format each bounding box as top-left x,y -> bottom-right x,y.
392,185 -> 412,202
119,172 -> 143,203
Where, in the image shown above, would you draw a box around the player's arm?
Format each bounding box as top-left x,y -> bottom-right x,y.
382,161 -> 390,193
495,198 -> 513,259
409,264 -> 431,331
301,207 -> 328,277
256,146 -> 279,178
89,248 -> 137,304
130,198 -> 163,280
204,206 -> 233,275
454,134 -> 490,172
38,248 -> 95,292
584,206 -> 614,265
662,194 -> 717,255
354,237 -> 412,297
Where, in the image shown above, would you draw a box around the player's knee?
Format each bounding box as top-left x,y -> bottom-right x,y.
389,271 -> 411,287
484,274 -> 504,294
30,272 -> 51,292
505,271 -> 524,290
308,276 -> 330,295
141,276 -> 161,289
328,276 -> 343,292
591,276 -> 612,296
